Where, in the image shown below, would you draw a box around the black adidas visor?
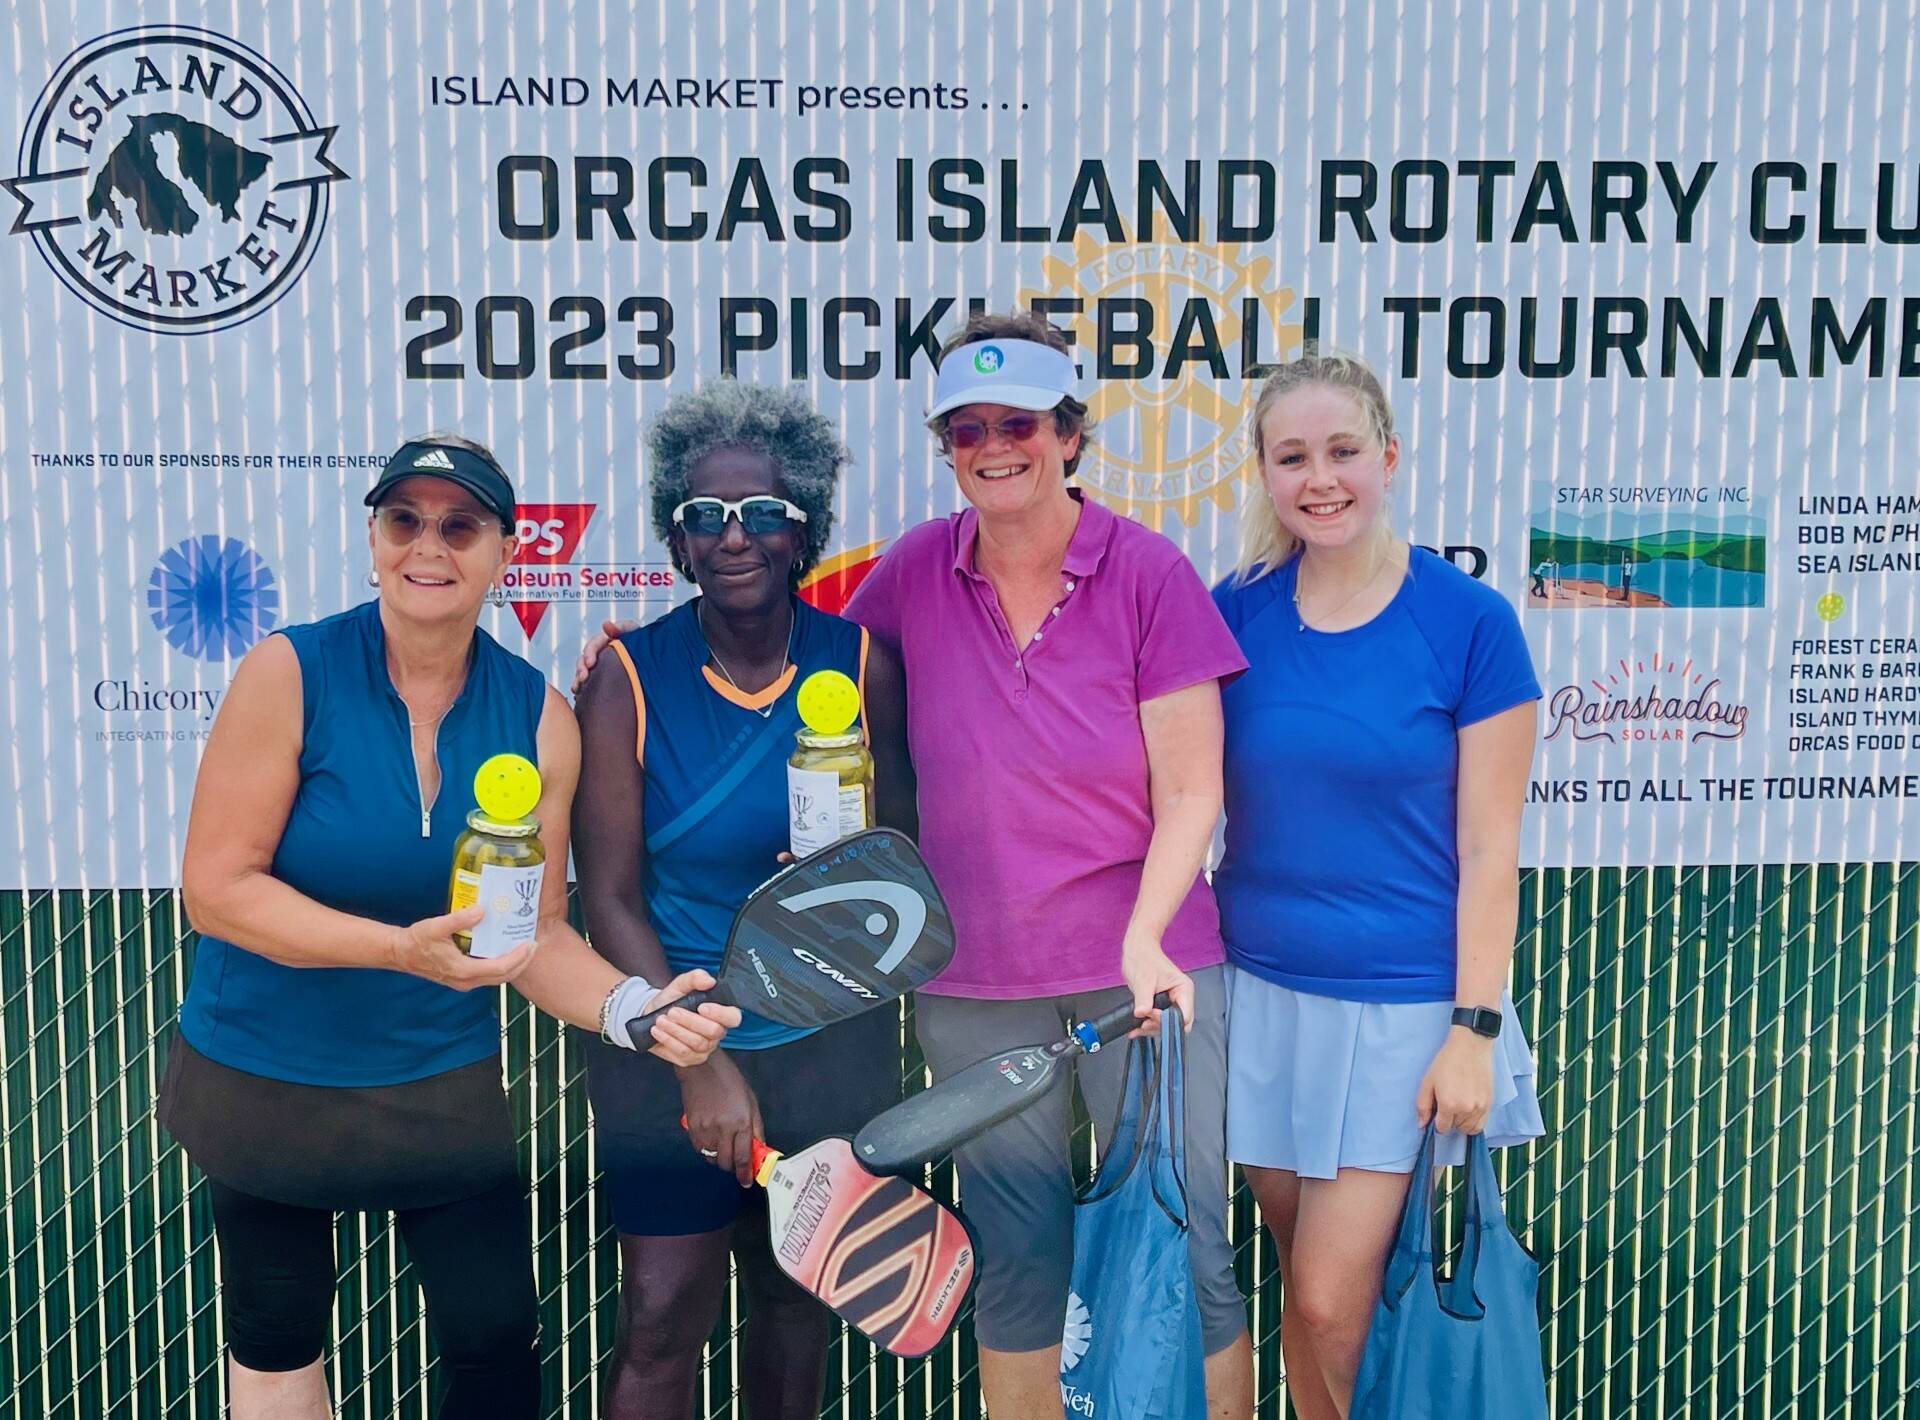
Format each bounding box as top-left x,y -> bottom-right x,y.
365,440 -> 517,531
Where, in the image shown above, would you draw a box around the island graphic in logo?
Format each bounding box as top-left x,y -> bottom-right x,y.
5,25 -> 348,334
1527,482 -> 1765,609
147,534 -> 279,659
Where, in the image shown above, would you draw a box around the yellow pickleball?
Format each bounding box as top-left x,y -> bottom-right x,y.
474,753 -> 542,821
1816,592 -> 1846,622
797,669 -> 861,735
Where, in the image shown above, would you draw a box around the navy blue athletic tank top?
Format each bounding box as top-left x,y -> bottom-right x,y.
609,597 -> 868,1050
179,600 -> 546,1086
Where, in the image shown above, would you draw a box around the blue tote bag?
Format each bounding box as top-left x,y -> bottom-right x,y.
1058,1007 -> 1206,1419
1352,1125 -> 1549,1420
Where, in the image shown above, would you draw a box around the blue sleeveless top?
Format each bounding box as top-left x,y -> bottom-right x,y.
179,600 -> 547,1086
609,597 -> 868,1050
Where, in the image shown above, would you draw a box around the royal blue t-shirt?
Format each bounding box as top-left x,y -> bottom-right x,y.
179,601 -> 545,1085
1211,548 -> 1541,1003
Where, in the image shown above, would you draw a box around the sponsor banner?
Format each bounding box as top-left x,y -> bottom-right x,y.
2,2 -> 1914,884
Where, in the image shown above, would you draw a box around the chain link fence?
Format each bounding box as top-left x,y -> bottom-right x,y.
3,864 -> 1915,1418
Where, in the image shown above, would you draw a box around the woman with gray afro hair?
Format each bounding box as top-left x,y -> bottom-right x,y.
646,379 -> 848,586
572,379 -> 913,1420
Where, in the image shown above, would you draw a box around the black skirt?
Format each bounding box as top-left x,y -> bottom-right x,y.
158,1033 -> 521,1212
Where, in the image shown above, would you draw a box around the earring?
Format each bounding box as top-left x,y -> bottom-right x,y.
367,571 -> 379,587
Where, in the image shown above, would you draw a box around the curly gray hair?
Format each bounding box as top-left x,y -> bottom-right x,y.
647,381 -> 849,585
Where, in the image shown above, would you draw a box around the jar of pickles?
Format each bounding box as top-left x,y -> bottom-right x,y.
447,754 -> 546,957
786,671 -> 873,858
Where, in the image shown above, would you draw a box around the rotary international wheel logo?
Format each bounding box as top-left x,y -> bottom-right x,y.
1021,228 -> 1304,529
4,24 -> 348,334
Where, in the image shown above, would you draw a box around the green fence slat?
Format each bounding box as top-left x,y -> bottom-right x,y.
0,870 -> 1915,1419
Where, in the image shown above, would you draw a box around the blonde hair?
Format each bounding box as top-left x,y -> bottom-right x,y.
1235,351 -> 1397,583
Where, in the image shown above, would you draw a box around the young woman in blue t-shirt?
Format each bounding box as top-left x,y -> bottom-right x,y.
1211,354 -> 1546,1418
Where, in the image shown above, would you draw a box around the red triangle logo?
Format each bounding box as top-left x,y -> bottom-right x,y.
510,600 -> 552,636
507,504 -> 596,637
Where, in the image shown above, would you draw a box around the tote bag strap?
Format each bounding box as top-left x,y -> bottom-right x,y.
1381,1123 -> 1440,1301
1075,1035 -> 1161,1205
1150,1004 -> 1191,1228
1453,1131 -> 1515,1297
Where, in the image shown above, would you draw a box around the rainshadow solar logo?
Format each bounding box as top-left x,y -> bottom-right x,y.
147,534 -> 279,659
4,24 -> 348,334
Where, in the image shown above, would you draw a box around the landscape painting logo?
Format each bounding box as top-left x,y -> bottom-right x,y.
1526,482 -> 1765,610
4,25 -> 347,334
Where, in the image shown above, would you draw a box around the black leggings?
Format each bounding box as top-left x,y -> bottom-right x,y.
208,1178 -> 540,1418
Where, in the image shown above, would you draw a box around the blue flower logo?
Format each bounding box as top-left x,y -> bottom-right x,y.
972,345 -> 1004,374
147,535 -> 279,659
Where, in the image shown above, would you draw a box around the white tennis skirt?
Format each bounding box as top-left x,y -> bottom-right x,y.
1224,966 -> 1545,1179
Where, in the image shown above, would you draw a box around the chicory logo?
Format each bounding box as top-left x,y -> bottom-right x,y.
1544,653 -> 1749,746
147,534 -> 278,658
4,24 -> 348,334
972,345 -> 1004,374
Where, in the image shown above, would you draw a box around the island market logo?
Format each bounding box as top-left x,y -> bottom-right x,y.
4,25 -> 348,334
1544,653 -> 1749,746
1020,226 -> 1304,529
147,534 -> 279,658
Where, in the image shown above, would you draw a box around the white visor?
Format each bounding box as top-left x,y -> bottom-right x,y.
926,338 -> 1079,425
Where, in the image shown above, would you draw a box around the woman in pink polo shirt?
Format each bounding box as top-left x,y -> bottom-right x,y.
843,312 -> 1253,1419
575,317 -> 1254,1415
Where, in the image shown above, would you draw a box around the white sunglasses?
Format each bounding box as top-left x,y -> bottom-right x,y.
670,495 -> 811,536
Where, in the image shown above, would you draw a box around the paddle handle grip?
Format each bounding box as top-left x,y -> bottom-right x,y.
627,985 -> 721,1048
1077,990 -> 1174,1052
678,1113 -> 781,1187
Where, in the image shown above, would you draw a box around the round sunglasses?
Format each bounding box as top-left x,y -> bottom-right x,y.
943,412 -> 1046,449
671,495 -> 810,537
373,504 -> 500,552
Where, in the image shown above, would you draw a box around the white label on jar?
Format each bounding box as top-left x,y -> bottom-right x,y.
788,764 -> 842,858
836,785 -> 869,838
466,862 -> 544,959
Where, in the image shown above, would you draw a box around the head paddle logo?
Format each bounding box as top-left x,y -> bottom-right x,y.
776,879 -> 927,974
147,534 -> 279,659
4,24 -> 348,334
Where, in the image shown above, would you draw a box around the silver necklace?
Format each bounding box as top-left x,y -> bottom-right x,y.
700,601 -> 794,718
1293,544 -> 1392,632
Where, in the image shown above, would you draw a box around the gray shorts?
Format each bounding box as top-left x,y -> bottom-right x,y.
914,964 -> 1246,1355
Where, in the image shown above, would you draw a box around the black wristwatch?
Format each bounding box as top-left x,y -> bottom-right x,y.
1451,1005 -> 1502,1040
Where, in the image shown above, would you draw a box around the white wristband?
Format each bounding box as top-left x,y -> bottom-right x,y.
602,975 -> 662,1050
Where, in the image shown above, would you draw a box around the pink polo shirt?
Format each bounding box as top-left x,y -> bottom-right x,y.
844,492 -> 1247,998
